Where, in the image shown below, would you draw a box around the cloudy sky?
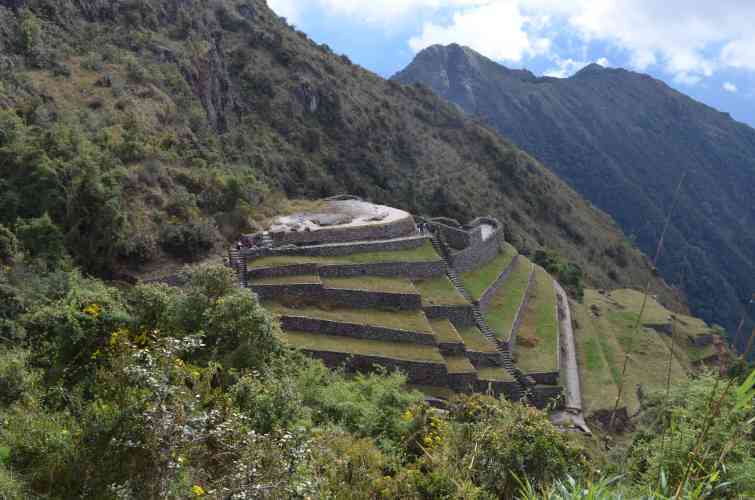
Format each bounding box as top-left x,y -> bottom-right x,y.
268,0 -> 755,128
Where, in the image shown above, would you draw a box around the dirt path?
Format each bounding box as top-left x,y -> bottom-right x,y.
551,281 -> 591,433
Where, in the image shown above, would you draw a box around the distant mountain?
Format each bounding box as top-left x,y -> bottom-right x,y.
394,44 -> 755,338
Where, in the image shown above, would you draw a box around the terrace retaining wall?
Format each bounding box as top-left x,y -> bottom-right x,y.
248,263 -> 319,279
466,351 -> 503,368
438,342 -> 467,356
526,371 -> 560,386
251,283 -> 322,301
474,378 -> 519,399
423,305 -> 475,326
478,255 -> 520,312
241,235 -> 429,259
318,260 -> 446,279
531,386 -> 564,409
280,315 -> 438,345
303,349 -> 449,386
320,288 -> 422,310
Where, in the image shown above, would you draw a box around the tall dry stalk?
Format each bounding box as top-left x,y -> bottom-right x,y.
656,313 -> 678,487
609,173 -> 687,430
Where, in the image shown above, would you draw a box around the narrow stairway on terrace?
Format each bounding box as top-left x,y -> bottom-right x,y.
429,232 -> 531,402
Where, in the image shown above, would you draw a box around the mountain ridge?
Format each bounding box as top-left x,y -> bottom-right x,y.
394,43 -> 755,337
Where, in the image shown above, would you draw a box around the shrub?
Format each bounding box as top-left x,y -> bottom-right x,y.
0,225 -> 17,264
448,395 -> 587,497
0,348 -> 36,407
159,220 -> 215,261
15,214 -> 66,268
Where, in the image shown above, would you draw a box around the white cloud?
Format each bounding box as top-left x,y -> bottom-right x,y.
544,57 -> 589,78
596,57 -> 610,67
409,2 -> 550,63
266,0 -> 755,82
267,0 -> 301,23
723,81 -> 738,93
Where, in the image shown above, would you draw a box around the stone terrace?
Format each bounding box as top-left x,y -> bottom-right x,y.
230,197 -> 565,407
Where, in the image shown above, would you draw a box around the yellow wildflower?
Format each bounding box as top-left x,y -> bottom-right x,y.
82,303 -> 102,317
191,485 -> 206,497
401,409 -> 413,422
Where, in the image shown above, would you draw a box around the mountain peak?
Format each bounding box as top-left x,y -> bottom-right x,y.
573,62 -> 606,77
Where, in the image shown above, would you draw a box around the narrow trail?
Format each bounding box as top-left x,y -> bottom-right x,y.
551,281 -> 591,433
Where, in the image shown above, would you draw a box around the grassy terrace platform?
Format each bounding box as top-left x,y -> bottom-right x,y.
250,274 -> 321,285
285,330 -> 445,363
429,319 -> 463,344
514,267 -> 558,375
413,276 -> 469,306
265,301 -> 434,334
248,241 -> 441,269
483,258 -> 533,341
461,243 -> 518,299
477,367 -> 514,382
322,276 -> 418,294
572,289 -> 692,414
444,355 -> 476,374
456,326 -> 498,353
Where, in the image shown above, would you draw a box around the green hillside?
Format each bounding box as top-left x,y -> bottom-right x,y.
0,0 -> 676,310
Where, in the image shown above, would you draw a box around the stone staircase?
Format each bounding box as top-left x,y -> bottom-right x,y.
228,248 -> 248,288
261,231 -> 274,249
430,233 -> 531,403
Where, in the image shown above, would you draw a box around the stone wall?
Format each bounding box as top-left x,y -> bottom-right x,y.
479,255 -> 520,312
448,372 -> 477,392
526,371 -> 560,386
438,342 -> 466,356
423,305 -> 475,327
252,282 -> 421,310
270,215 -> 417,246
531,386 -> 564,409
318,260 -> 446,279
433,222 -> 471,250
474,378 -> 518,399
465,350 -> 503,368
248,263 -> 319,279
280,315 -> 438,345
303,349 -> 449,386
241,235 -> 429,259
251,283 -> 322,301
451,226 -> 504,273
320,288 -> 422,310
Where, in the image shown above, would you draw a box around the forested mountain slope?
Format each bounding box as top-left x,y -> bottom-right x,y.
0,0 -> 675,305
394,44 -> 755,338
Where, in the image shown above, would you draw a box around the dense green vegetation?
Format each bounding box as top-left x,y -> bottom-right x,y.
1,214 -> 754,499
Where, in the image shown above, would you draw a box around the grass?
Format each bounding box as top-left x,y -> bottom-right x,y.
285,330 -> 445,363
248,240 -> 440,269
265,300 -> 434,334
322,275 -> 418,294
460,242 -> 518,299
456,325 -> 498,353
429,319 -> 463,344
250,274 -> 321,285
514,267 -> 559,374
413,276 -> 469,306
483,258 -> 533,341
477,367 -> 515,382
571,289 -> 694,414
444,355 -> 476,374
